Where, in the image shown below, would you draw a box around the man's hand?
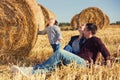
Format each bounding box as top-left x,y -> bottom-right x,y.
106,60 -> 111,67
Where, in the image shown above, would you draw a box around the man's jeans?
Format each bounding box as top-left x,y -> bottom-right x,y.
32,48 -> 86,74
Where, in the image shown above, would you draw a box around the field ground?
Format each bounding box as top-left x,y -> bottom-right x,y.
0,25 -> 120,80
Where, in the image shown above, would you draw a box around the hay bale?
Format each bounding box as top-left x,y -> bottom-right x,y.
38,4 -> 56,29
70,14 -> 79,29
79,7 -> 106,29
37,5 -> 45,31
104,14 -> 110,27
0,0 -> 44,56
71,7 -> 110,29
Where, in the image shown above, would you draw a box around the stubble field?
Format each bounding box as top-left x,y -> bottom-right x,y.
0,25 -> 120,80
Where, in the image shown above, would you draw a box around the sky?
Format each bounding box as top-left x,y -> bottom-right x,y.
37,0 -> 120,23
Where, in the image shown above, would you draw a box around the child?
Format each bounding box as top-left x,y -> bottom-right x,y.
38,18 -> 63,52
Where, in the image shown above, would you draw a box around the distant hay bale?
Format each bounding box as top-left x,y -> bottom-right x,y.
71,7 -> 110,29
104,14 -> 110,27
39,4 -> 56,29
70,14 -> 79,29
48,10 -> 56,20
79,7 -> 106,29
0,0 -> 44,56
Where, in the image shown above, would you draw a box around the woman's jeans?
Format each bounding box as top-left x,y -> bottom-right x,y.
32,48 -> 86,74
51,43 -> 61,52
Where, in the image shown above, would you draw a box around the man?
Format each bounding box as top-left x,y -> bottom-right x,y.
64,24 -> 86,55
79,23 -> 111,65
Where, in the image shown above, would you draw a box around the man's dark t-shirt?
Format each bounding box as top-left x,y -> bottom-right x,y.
78,36 -> 110,63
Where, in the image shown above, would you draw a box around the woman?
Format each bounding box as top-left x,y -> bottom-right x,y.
64,24 -> 86,55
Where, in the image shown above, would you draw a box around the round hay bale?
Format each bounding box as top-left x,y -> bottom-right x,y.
48,9 -> 56,21
70,14 -> 79,29
0,0 -> 44,56
104,14 -> 110,27
38,4 -> 56,29
71,7 -> 110,29
78,7 -> 106,29
37,5 -> 45,31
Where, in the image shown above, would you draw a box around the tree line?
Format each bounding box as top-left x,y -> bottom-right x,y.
110,21 -> 120,25
59,21 -> 120,27
59,22 -> 70,27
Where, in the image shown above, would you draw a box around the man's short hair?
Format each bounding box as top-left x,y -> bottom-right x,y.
86,23 -> 98,35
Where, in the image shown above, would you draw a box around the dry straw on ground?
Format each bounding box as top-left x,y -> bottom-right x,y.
71,7 -> 110,29
0,0 -> 44,57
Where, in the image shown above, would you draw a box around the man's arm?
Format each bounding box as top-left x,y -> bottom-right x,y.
106,60 -> 111,66
96,38 -> 111,66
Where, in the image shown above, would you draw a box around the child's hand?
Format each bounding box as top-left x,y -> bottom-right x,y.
58,39 -> 63,42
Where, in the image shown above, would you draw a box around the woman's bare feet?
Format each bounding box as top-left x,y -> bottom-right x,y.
11,65 -> 29,78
